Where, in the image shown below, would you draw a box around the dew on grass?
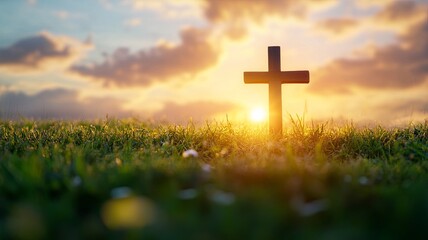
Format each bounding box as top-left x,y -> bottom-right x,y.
216,148 -> 229,157
178,189 -> 198,200
115,157 -> 122,166
182,149 -> 198,158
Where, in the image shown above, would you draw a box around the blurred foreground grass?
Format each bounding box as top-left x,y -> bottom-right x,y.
0,119 -> 428,239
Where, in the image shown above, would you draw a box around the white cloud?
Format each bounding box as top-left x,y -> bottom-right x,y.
71,27 -> 219,87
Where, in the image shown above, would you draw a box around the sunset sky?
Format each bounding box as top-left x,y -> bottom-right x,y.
0,0 -> 427,124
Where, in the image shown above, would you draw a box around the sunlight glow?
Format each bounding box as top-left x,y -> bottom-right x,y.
250,107 -> 267,123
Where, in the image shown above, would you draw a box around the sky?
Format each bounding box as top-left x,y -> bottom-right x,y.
0,0 -> 427,125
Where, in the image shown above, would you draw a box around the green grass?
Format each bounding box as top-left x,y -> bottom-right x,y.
0,119 -> 427,239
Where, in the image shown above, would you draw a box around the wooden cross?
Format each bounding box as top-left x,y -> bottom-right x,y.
244,46 -> 310,136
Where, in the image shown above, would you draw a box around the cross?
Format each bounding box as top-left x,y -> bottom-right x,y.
244,46 -> 310,136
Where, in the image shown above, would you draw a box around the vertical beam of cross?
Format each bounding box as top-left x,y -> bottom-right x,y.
244,46 -> 310,137
268,47 -> 283,135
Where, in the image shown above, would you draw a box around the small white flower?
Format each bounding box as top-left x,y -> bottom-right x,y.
178,189 -> 198,200
72,176 -> 82,187
111,187 -> 132,199
209,190 -> 235,205
359,176 -> 369,185
201,163 -> 212,173
182,149 -> 198,158
292,197 -> 327,217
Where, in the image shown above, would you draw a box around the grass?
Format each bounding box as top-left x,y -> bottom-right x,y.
0,119 -> 427,239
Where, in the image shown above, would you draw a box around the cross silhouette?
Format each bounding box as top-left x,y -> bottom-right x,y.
244,46 -> 310,136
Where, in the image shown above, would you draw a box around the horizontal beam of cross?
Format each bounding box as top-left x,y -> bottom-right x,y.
244,71 -> 310,84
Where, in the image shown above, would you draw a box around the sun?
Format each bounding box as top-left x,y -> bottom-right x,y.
250,107 -> 267,123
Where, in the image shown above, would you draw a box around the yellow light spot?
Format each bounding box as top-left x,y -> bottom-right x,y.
250,107 -> 267,123
101,196 -> 155,229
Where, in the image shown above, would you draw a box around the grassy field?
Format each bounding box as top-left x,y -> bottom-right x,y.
0,119 -> 427,239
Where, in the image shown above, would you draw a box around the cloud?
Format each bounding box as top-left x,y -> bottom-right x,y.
125,0 -> 334,22
26,0 -> 36,5
375,1 -> 423,22
384,99 -> 428,115
74,0 -> 335,88
151,100 -> 238,123
314,1 -> 426,38
72,27 -> 219,87
0,32 -> 91,74
0,88 -> 132,120
202,0 -> 334,39
374,97 -> 428,123
125,0 -> 195,9
123,0 -> 201,19
203,0 -> 329,22
0,88 -> 239,122
315,18 -> 359,36
124,18 -> 142,27
53,10 -> 70,20
309,17 -> 428,93
125,0 -> 335,40
355,0 -> 394,8
373,1 -> 427,33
